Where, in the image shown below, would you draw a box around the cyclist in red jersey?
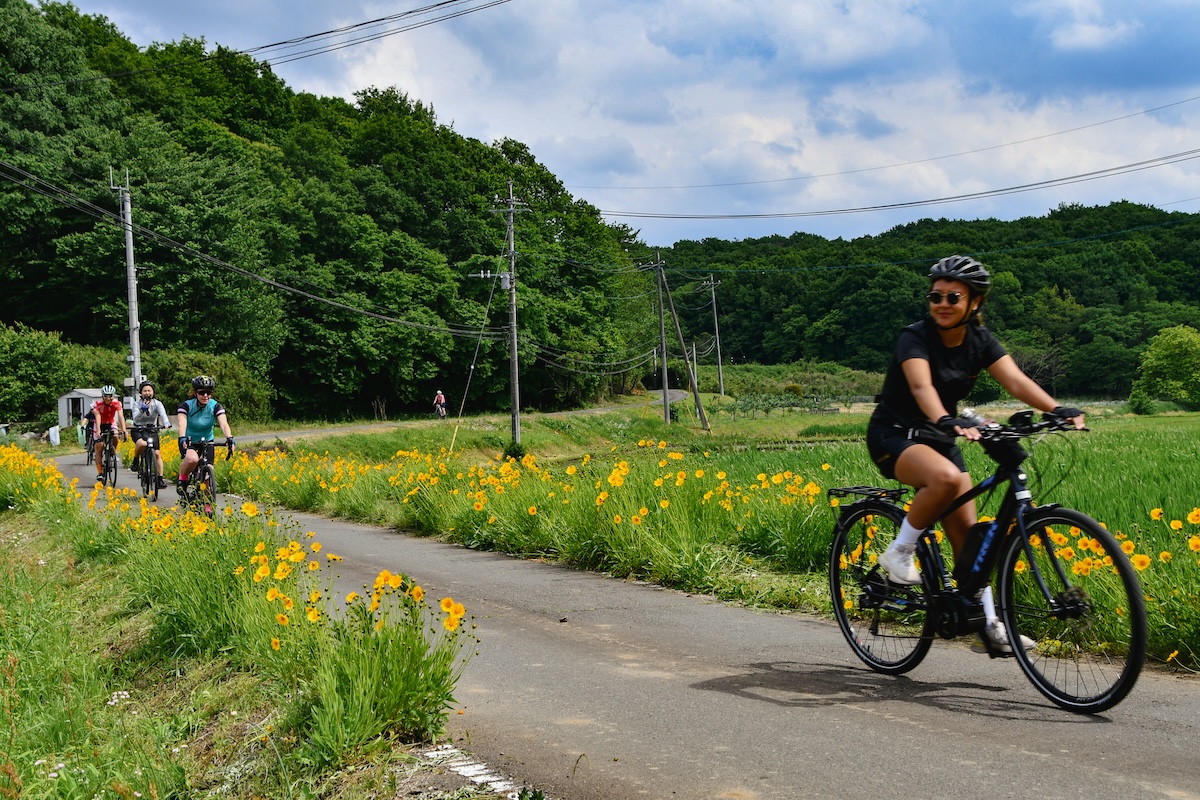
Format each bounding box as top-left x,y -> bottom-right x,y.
90,384 -> 129,480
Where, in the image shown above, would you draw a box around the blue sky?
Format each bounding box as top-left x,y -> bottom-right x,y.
56,0 -> 1200,246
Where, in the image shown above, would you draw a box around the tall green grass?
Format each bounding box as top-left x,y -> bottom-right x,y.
221,409 -> 1200,668
0,443 -> 476,794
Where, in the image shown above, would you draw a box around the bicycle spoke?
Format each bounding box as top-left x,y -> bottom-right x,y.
1000,508 -> 1146,713
831,503 -> 932,674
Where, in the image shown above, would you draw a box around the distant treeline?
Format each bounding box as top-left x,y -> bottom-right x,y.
666,203 -> 1200,399
3,2 -> 1198,422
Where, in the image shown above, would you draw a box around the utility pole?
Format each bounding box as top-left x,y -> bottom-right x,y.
490,180 -> 527,446
642,255 -> 671,423
112,168 -> 141,402
657,266 -> 710,431
702,274 -> 724,395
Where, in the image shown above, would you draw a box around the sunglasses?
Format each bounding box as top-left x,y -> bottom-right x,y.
196,390 -> 211,396
926,290 -> 965,305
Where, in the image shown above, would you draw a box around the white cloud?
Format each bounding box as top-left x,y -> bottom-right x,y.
56,0 -> 1200,243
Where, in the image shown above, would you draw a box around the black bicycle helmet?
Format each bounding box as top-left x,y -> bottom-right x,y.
139,380 -> 156,392
191,375 -> 216,392
928,255 -> 991,296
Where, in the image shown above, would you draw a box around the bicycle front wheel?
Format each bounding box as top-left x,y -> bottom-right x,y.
103,450 -> 117,487
137,454 -> 151,498
830,502 -> 933,674
998,507 -> 1147,713
196,464 -> 217,518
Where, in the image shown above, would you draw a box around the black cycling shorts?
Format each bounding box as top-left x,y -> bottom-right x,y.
866,422 -> 966,481
132,426 -> 160,448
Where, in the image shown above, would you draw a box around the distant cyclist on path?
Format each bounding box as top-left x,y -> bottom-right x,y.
131,380 -> 171,489
89,384 -> 129,481
176,375 -> 235,491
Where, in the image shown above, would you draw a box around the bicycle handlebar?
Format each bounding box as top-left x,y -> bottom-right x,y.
974,410 -> 1087,441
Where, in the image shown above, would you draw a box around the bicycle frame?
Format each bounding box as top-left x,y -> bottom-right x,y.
931,457 -> 1079,623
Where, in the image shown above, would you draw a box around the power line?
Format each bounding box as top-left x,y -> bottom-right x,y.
600,147 -> 1200,220
570,93 -> 1200,191
0,156 -> 506,339
2,0 -> 515,94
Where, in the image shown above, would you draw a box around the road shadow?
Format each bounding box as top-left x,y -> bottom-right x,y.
690,661 -> 1113,723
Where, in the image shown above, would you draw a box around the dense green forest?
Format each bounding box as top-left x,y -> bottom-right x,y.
3,0 -> 1199,423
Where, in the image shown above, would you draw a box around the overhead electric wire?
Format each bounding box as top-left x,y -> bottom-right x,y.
2,0 -> 514,94
600,147 -> 1200,220
572,92 -> 1200,191
0,157 -> 507,340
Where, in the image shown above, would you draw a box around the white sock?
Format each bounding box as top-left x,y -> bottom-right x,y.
894,517 -> 925,548
980,585 -> 997,624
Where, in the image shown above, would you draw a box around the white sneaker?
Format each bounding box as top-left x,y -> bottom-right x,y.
878,542 -> 920,585
971,620 -> 1035,655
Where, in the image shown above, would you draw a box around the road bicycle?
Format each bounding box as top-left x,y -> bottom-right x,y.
435,403 -> 447,420
83,426 -> 95,466
130,426 -> 165,501
177,438 -> 231,518
97,429 -> 122,487
828,410 -> 1147,713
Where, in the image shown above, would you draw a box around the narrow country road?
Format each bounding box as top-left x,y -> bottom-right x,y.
53,444 -> 1200,800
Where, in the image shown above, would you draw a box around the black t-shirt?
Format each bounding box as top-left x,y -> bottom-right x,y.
871,318 -> 1007,429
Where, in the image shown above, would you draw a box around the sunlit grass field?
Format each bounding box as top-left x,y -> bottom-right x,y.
207,404 -> 1200,670
0,443 -> 476,798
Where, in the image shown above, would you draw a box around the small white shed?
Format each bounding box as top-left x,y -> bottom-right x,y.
58,388 -> 104,428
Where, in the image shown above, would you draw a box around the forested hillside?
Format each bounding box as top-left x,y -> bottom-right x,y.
3,0 -> 1199,422
0,0 -> 649,418
667,204 -> 1200,399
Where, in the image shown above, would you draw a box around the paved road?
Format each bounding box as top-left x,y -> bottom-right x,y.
55,449 -> 1200,800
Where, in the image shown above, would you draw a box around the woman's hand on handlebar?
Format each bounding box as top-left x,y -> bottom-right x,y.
1047,405 -> 1087,430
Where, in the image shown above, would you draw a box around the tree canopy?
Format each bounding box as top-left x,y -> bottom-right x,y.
3,0 -> 1200,421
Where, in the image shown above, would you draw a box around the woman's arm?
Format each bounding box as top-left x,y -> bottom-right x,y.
987,355 -> 1086,427
986,355 -> 1056,412
900,358 -> 952,422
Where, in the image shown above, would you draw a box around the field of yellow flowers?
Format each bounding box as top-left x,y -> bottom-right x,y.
0,443 -> 475,798
211,411 -> 1200,670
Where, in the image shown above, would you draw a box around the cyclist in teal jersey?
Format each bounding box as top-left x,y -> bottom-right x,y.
176,375 -> 235,491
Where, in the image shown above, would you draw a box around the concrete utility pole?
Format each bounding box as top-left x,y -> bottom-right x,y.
702,274 -> 724,395
111,168 -> 141,401
642,256 -> 671,423
490,180 -> 527,446
659,266 -> 710,432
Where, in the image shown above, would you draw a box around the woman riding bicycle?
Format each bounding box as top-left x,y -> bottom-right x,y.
176,375 -> 235,492
89,384 -> 129,482
131,380 -> 171,489
868,255 -> 1084,654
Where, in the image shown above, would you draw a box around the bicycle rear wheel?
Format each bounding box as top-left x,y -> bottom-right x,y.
196,464 -> 217,518
830,502 -> 933,674
998,507 -> 1147,713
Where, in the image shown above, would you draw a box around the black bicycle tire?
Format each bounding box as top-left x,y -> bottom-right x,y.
830,501 -> 934,675
997,507 -> 1147,713
103,446 -> 117,487
197,464 -> 217,518
147,450 -> 160,502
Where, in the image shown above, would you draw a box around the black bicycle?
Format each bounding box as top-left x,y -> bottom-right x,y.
131,427 -> 164,501
83,426 -> 95,466
98,429 -> 122,487
178,438 -> 231,517
828,410 -> 1147,713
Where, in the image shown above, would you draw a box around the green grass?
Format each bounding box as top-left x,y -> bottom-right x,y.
0,443 -> 480,798
216,403 -> 1200,670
